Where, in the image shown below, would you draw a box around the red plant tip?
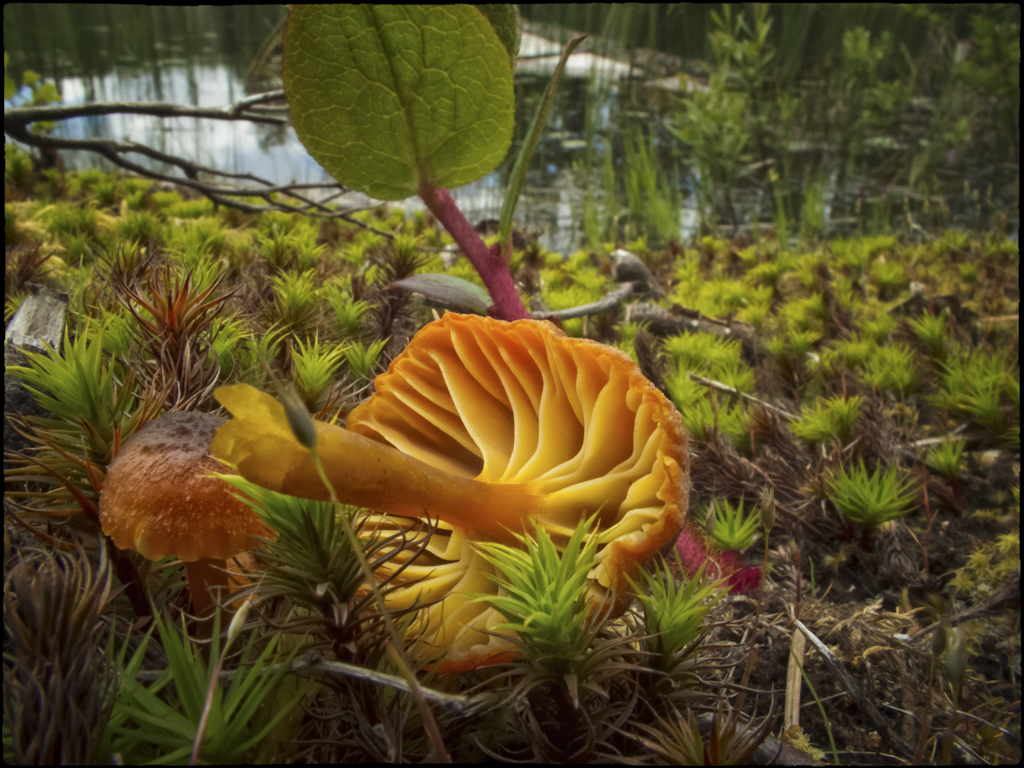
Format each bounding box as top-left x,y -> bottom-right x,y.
674,527 -> 760,594
726,565 -> 762,594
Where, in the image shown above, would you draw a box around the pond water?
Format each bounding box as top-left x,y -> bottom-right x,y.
4,5 -> 1018,253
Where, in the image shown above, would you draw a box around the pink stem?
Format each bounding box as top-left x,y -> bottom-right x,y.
418,182 -> 530,321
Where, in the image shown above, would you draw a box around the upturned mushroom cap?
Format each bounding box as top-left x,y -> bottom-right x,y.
348,314 -> 689,669
100,411 -> 272,563
212,313 -> 689,671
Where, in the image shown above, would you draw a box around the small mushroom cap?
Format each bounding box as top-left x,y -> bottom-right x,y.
100,411 -> 272,562
348,313 -> 689,670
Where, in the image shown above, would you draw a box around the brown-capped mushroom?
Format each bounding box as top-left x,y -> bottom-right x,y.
99,411 -> 272,616
212,313 -> 688,670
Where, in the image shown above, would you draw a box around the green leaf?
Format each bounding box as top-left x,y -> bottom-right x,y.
388,272 -> 492,314
283,5 -> 514,200
476,4 -> 522,70
498,33 -> 586,247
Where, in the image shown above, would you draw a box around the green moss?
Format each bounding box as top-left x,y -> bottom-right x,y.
864,343 -> 919,395
791,395 -> 864,445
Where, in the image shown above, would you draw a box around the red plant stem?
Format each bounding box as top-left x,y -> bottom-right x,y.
418,182 -> 530,321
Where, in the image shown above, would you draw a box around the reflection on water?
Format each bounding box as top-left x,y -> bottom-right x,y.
53,67 -> 330,189
4,5 -> 1017,253
5,5 -> 628,253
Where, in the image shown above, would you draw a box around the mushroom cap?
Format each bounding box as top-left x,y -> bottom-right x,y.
347,313 -> 689,671
100,411 -> 272,562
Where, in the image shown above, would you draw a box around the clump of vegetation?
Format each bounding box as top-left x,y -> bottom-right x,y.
828,459 -> 918,529
700,498 -> 758,553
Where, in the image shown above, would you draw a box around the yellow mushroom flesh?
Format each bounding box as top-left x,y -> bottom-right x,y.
212,314 -> 688,670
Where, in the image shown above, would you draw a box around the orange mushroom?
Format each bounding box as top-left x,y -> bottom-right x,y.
212,313 -> 689,670
99,411 -> 273,617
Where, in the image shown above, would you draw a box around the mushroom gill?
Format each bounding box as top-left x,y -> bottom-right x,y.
212,313 -> 689,670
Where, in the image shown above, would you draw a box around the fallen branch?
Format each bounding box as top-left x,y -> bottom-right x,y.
531,282 -> 634,320
625,302 -> 760,358
4,94 -> 392,236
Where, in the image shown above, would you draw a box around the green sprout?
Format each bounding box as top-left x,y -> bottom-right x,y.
747,255 -> 793,289
828,459 -> 917,528
835,335 -> 874,370
5,144 -> 36,191
6,322 -> 142,467
46,202 -> 99,245
220,475 -> 373,626
164,197 -> 214,219
908,311 -> 947,360
290,334 -> 348,409
681,397 -> 751,453
114,211 -> 162,246
336,299 -> 372,338
344,338 -> 388,380
292,227 -> 327,272
791,394 -> 864,445
785,329 -> 818,358
268,268 -> 321,334
862,313 -> 896,344
632,556 -> 726,675
707,498 -> 761,552
871,258 -> 907,299
252,227 -> 295,272
390,231 -> 423,275
865,343 -> 919,395
926,439 -> 966,481
958,261 -> 980,284
937,347 -> 1018,438
473,515 -> 603,676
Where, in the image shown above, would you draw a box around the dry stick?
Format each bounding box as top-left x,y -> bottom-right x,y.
688,373 -> 798,421
531,282 -> 634,320
784,629 -> 807,733
793,619 -> 915,761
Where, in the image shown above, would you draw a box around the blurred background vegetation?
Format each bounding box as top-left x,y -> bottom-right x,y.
4,3 -> 1020,250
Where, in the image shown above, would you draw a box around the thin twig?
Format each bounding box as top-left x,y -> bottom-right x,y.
5,98 -> 289,127
910,422 -> 971,448
689,373 -> 798,420
134,652 -> 477,713
784,628 -> 806,732
531,282 -> 634,320
4,95 -> 392,237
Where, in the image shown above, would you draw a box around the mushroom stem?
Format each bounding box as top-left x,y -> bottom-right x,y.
185,558 -> 229,618
291,423 -> 541,544
211,385 -> 542,544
